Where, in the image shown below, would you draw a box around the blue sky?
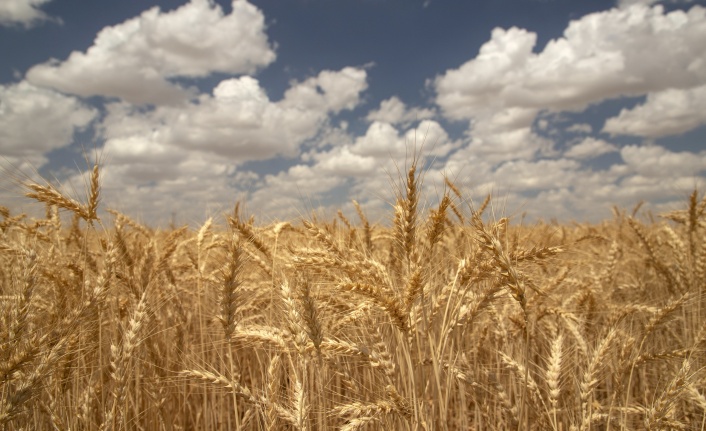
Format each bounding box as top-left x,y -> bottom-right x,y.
1,0 -> 706,225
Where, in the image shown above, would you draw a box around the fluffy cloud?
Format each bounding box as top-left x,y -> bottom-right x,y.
617,0 -> 661,7
429,1 -> 706,197
620,144 -> 706,177
564,137 -> 618,159
315,147 -> 377,177
366,96 -> 435,125
437,150 -> 701,223
26,0 -> 275,104
617,0 -> 695,9
99,68 -> 367,168
435,5 -> 706,119
0,81 -> 96,165
489,158 -> 582,191
86,156 -> 242,224
566,123 -> 593,134
282,68 -> 370,113
84,68 -> 368,221
603,85 -> 706,137
241,120 -> 459,222
6,1 -> 705,226
461,107 -> 554,164
350,120 -> 455,160
0,0 -> 52,27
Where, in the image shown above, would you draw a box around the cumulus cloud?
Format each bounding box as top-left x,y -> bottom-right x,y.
0,0 -> 53,27
241,120 -> 459,222
620,144 -> 706,177
85,67 -> 368,221
437,151 -> 701,223
429,0 -> 706,203
566,123 -> 593,134
7,0 -> 705,226
461,107 -> 554,164
99,68 -> 367,169
617,0 -> 695,9
241,162 -> 351,222
351,119 -> 459,163
88,155 -> 242,224
603,85 -> 706,137
564,137 -> 618,159
617,0 -> 660,7
281,68 -> 369,113
347,120 -> 454,172
489,158 -> 581,191
0,81 -> 97,165
435,5 -> 706,119
26,0 -> 275,104
366,96 -> 435,125
315,146 -> 377,177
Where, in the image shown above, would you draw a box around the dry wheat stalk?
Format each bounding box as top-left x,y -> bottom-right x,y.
628,217 -> 681,293
180,368 -> 260,404
426,194 -> 451,254
331,384 -> 411,421
2,153 -> 706,430
353,200 -> 373,253
336,281 -> 408,332
265,354 -> 283,430
219,236 -> 244,339
580,327 -> 618,430
546,332 -> 563,427
291,374 -> 309,431
294,276 -> 323,356
644,359 -> 693,430
103,288 -> 149,431
497,351 -> 544,408
474,215 -> 527,311
233,325 -> 291,351
23,162 -> 100,222
229,211 -> 273,262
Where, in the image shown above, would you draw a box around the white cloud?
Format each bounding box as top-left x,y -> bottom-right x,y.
603,85 -> 706,137
100,68 -> 367,169
315,146 -> 377,177
437,151 -> 702,223
26,0 -> 275,104
566,123 -> 593,134
244,163 -> 347,221
434,26 -> 537,119
430,1 -> 706,198
351,119 -> 457,160
317,120 -> 455,181
88,157 -> 241,225
482,158 -> 582,192
240,120 -> 459,222
470,127 -> 552,164
564,137 -> 618,159
349,121 -> 402,159
366,96 -> 435,125
461,107 -> 554,164
617,0 -> 660,7
0,0 -> 53,27
281,67 -> 368,113
87,68 -> 368,221
617,0 -> 695,9
7,0 -> 705,227
435,5 -> 706,118
0,81 -> 97,165
620,144 -> 706,177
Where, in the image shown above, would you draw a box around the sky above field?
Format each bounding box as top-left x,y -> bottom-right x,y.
1,0 -> 706,226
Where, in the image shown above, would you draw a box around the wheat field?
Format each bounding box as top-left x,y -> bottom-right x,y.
1,161 -> 705,430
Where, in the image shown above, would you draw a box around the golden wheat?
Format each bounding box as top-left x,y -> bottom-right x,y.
1,162 -> 705,430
